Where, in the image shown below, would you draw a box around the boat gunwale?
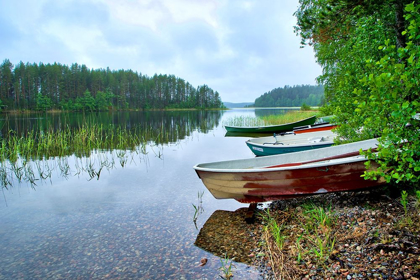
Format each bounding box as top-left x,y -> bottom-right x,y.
293,122 -> 334,130
293,123 -> 337,133
245,139 -> 335,149
244,130 -> 337,155
194,138 -> 379,174
193,154 -> 368,173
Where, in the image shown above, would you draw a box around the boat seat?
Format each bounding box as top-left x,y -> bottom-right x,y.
308,137 -> 324,143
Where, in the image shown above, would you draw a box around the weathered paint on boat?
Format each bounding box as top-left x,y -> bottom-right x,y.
194,139 -> 383,203
224,115 -> 317,133
246,130 -> 336,156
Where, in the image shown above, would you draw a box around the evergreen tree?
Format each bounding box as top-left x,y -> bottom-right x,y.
254,85 -> 324,107
0,60 -> 225,111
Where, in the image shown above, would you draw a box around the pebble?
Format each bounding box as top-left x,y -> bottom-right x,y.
255,189 -> 420,279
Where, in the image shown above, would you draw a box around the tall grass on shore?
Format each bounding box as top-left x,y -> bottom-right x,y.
223,110 -> 320,127
260,191 -> 420,279
260,201 -> 337,278
0,124 -> 166,190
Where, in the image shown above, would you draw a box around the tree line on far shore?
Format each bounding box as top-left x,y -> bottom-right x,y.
0,59 -> 224,112
252,84 -> 324,107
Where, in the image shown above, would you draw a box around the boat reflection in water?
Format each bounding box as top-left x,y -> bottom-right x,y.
194,208 -> 261,265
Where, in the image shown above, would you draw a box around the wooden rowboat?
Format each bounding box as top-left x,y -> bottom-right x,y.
246,130 -> 336,156
224,115 -> 317,133
193,139 -> 383,203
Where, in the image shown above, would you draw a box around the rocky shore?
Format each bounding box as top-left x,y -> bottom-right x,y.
253,188 -> 420,279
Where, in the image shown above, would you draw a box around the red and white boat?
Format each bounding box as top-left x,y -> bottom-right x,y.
293,123 -> 337,134
193,138 -> 383,203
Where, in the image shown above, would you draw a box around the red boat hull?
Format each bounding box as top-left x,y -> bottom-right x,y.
195,160 -> 383,203
294,124 -> 338,134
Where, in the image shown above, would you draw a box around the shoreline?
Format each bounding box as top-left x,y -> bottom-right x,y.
251,188 -> 420,279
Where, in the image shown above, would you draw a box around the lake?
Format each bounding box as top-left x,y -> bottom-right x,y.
0,108 -> 294,279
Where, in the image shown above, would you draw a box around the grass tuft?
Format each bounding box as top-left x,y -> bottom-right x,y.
223,110 -> 321,127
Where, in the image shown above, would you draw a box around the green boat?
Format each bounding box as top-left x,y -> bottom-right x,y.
224,115 -> 317,133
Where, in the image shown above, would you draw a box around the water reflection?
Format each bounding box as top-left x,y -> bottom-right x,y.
0,110 -> 223,144
0,146 -> 151,190
0,108 -> 288,279
194,208 -> 261,265
0,111 -> 224,190
192,191 -> 205,230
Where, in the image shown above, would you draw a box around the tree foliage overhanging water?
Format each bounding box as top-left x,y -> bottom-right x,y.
295,0 -> 420,186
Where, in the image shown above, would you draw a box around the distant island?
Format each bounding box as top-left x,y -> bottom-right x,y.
223,85 -> 324,108
252,85 -> 324,107
223,102 -> 254,108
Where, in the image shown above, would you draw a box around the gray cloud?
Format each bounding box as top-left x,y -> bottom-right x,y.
0,0 -> 321,103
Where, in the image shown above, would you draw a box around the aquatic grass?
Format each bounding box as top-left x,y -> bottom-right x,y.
223,110 -> 321,127
192,191 -> 204,229
0,124 -> 156,161
219,254 -> 235,280
0,166 -> 11,190
57,157 -> 71,178
223,115 -> 267,127
11,162 -> 24,183
260,111 -> 321,125
0,123 -> 167,190
35,160 -> 53,181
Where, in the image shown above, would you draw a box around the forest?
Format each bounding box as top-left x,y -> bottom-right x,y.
253,84 -> 324,107
0,60 -> 224,111
295,0 -> 419,186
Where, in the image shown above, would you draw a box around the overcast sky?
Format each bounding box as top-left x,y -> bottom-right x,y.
0,0 -> 322,103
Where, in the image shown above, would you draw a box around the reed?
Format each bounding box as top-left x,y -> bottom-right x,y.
260,111 -> 320,125
0,123 -> 166,190
219,254 -> 235,280
223,116 -> 266,127
192,191 -> 204,229
223,110 -> 321,127
0,124 -> 155,162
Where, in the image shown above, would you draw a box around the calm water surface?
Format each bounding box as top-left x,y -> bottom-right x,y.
0,109 -> 290,279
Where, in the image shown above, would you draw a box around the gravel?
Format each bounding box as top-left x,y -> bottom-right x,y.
252,188 -> 420,279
